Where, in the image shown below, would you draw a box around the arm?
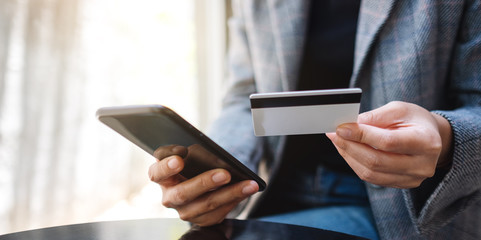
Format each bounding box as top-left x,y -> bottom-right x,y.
207,0 -> 263,173
327,0 -> 481,234
406,0 -> 481,232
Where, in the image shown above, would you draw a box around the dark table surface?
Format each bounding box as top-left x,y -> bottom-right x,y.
0,218 -> 368,240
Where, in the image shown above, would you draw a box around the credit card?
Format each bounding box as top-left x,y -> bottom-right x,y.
250,88 -> 362,136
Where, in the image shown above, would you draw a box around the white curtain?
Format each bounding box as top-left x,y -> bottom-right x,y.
0,0 -> 226,234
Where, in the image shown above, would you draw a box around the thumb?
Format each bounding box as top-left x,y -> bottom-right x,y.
358,101 -> 407,128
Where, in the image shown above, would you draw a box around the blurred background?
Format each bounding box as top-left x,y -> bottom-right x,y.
0,0 -> 231,234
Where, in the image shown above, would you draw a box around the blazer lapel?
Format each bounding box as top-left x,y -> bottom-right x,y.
266,0 -> 397,90
266,0 -> 309,91
351,0 -> 397,86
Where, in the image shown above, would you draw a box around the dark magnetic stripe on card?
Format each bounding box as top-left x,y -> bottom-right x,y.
250,93 -> 362,109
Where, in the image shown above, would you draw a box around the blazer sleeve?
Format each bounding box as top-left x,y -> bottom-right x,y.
404,0 -> 481,234
206,0 -> 264,173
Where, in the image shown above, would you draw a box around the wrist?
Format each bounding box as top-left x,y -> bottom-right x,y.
431,112 -> 453,169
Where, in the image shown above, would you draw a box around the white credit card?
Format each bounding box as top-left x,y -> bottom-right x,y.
250,88 -> 362,136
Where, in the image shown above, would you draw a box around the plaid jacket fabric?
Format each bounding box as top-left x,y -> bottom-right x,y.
208,0 -> 481,239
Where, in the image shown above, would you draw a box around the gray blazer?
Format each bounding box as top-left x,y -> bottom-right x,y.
208,0 -> 481,239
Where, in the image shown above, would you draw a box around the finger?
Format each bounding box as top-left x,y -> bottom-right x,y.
162,169 -> 233,208
187,201 -> 239,227
357,101 -> 409,128
177,180 -> 258,219
325,132 -> 336,141
336,122 -> 438,155
331,143 -> 427,189
187,144 -> 220,163
154,145 -> 188,160
330,134 -> 436,179
148,155 -> 186,186
178,180 -> 258,226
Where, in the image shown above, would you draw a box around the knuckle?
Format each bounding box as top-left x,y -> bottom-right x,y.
360,111 -> 374,123
212,218 -> 225,225
153,148 -> 164,160
429,137 -> 443,154
358,169 -> 376,183
159,161 -> 171,175
428,166 -> 436,177
153,146 -> 172,160
154,145 -> 184,160
404,180 -> 422,189
335,137 -> 348,150
388,101 -> 409,116
393,176 -> 425,189
172,188 -> 187,205
422,166 -> 436,178
388,101 -> 404,110
197,218 -> 221,227
205,200 -> 220,212
148,165 -> 156,182
232,185 -> 247,201
167,187 -> 187,206
148,163 -> 163,182
204,194 -> 222,212
161,195 -> 173,208
201,175 -> 211,188
418,128 -> 442,154
365,154 -> 381,170
178,211 -> 193,221
379,133 -> 398,150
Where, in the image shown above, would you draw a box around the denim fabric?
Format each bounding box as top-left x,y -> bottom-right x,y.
260,206 -> 379,240
258,166 -> 378,239
279,165 -> 369,207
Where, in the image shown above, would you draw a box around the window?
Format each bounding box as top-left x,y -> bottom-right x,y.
0,0 -> 226,234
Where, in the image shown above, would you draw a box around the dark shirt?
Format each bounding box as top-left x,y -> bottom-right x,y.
286,0 -> 361,174
250,1 -> 366,217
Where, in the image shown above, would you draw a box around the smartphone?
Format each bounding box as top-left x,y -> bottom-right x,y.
96,105 -> 266,191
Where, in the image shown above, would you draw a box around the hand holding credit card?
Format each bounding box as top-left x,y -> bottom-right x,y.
250,88 -> 362,136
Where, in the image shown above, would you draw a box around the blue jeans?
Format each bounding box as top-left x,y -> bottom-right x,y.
258,166 -> 379,240
260,205 -> 378,240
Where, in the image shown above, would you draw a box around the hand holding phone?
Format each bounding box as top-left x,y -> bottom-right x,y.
96,105 -> 265,190
148,147 -> 260,226
97,105 -> 263,226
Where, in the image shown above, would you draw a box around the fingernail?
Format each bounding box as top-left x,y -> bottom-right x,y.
212,172 -> 227,183
337,126 -> 352,138
167,157 -> 179,169
242,181 -> 258,195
